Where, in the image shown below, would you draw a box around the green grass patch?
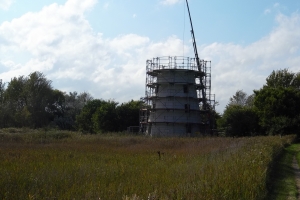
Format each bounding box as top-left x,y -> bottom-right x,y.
0,130 -> 296,200
267,142 -> 300,200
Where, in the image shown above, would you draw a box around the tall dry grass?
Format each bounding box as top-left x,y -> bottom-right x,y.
0,129 -> 295,199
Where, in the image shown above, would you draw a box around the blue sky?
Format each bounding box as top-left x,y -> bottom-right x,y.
1,0 -> 300,113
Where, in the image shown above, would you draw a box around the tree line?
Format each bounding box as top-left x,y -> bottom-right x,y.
0,71 -> 142,133
217,68 -> 300,136
1,69 -> 299,136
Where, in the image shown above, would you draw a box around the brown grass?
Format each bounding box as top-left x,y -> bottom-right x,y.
0,129 -> 295,199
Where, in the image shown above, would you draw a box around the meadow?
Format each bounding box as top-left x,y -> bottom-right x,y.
0,128 -> 296,200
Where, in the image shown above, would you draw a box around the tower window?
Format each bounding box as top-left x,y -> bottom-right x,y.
184,104 -> 190,113
183,85 -> 188,93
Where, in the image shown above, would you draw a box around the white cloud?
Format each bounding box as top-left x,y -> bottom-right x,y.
109,34 -> 150,54
0,0 -> 187,104
199,13 -> 300,112
160,0 -> 182,6
0,0 -> 13,10
0,0 -> 299,113
264,3 -> 284,15
64,0 -> 96,13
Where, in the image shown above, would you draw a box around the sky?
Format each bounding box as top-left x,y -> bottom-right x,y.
0,0 -> 300,113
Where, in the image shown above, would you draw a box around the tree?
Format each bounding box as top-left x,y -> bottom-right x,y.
228,90 -> 255,107
245,94 -> 255,108
92,100 -> 118,133
228,90 -> 248,106
0,80 -> 6,128
4,76 -> 28,127
115,100 -> 142,132
46,89 -> 70,129
64,92 -> 93,119
46,89 -> 65,118
2,71 -> 62,128
25,71 -> 53,128
219,105 -> 259,137
218,90 -> 260,137
76,99 -> 143,133
76,99 -> 107,133
253,69 -> 300,135
1,71 -> 94,129
265,69 -> 300,89
254,86 -> 300,135
54,91 -> 93,130
0,79 -> 4,103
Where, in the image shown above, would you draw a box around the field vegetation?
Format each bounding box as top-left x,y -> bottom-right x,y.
0,129 -> 296,199
267,143 -> 300,200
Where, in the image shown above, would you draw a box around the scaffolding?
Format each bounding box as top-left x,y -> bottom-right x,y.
140,56 -> 215,136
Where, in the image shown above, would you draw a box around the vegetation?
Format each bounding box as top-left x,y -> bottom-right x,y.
254,83 -> 300,136
0,72 -> 141,133
1,69 -> 300,199
267,143 -> 300,200
218,69 -> 300,137
218,92 -> 259,137
0,129 -> 295,199
1,68 -> 299,136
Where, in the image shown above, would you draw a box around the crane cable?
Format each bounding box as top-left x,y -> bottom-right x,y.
183,0 -> 186,58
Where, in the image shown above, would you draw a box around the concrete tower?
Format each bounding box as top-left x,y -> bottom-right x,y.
140,56 -> 213,137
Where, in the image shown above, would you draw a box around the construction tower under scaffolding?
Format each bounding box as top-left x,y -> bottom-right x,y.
139,56 -> 215,137
139,0 -> 216,137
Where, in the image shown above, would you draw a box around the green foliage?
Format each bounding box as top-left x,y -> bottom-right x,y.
0,128 -> 74,143
253,69 -> 300,135
47,89 -> 65,118
0,79 -> 5,104
1,70 -> 142,133
0,72 -> 94,130
266,69 -> 300,89
228,90 -> 248,106
211,109 -> 221,131
3,68 -> 300,137
219,69 -> 300,137
76,99 -> 107,133
53,91 -> 92,130
254,86 -> 300,135
1,72 -> 54,128
25,72 -> 53,128
218,90 -> 260,137
267,143 -> 300,199
0,80 -> 6,128
92,100 -> 118,133
116,100 -> 142,131
219,105 -> 259,137
0,133 -> 295,199
76,99 -> 141,134
3,75 -> 28,127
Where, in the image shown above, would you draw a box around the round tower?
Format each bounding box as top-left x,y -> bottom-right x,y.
140,56 -> 208,137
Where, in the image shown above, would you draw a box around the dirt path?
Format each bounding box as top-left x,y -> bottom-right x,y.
292,156 -> 300,200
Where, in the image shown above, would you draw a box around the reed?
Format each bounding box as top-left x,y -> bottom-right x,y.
0,130 -> 295,200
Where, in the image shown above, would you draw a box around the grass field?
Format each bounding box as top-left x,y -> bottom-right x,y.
268,143 -> 300,200
0,129 -> 296,200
